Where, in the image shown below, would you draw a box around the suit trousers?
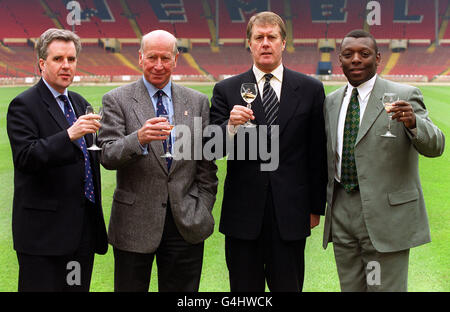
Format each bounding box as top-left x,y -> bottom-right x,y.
17,200 -> 97,292
331,182 -> 410,291
113,203 -> 204,292
225,186 -> 306,292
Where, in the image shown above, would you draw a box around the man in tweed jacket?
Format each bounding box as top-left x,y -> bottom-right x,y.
98,30 -> 218,292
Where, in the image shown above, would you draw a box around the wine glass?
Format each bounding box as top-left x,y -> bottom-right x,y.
240,83 -> 258,128
381,93 -> 399,138
85,106 -> 102,151
159,114 -> 174,158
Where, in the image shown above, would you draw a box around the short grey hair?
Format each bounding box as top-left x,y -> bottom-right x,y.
36,28 -> 81,71
139,30 -> 178,56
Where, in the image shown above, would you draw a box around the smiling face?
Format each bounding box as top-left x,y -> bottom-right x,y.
139,31 -> 178,89
39,39 -> 77,93
248,23 -> 286,73
339,36 -> 380,87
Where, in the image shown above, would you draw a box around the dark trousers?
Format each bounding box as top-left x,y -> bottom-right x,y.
17,201 -> 97,292
225,188 -> 306,292
113,205 -> 204,292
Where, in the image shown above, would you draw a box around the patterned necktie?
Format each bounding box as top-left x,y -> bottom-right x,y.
262,73 -> 279,136
155,90 -> 172,170
341,88 -> 360,193
59,95 -> 95,203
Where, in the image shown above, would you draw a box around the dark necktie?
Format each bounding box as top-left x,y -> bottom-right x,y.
58,95 -> 95,203
341,88 -> 360,193
155,90 -> 172,170
262,73 -> 279,136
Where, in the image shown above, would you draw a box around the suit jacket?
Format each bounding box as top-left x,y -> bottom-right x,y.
210,67 -> 327,241
323,76 -> 445,252
6,79 -> 108,256
98,78 -> 218,254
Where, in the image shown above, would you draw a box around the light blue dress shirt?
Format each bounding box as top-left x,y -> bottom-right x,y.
42,78 -> 74,113
141,77 -> 175,154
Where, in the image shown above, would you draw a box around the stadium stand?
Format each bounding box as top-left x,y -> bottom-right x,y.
0,44 -> 36,77
0,0 -> 54,38
190,45 -> 252,78
388,45 -> 450,79
128,0 -> 211,39
0,0 -> 448,82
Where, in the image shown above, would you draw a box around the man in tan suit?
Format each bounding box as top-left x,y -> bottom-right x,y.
98,30 -> 218,292
322,30 -> 445,291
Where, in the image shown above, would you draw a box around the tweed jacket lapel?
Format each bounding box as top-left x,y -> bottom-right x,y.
132,78 -> 168,174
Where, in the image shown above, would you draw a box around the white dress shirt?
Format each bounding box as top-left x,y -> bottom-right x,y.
335,74 -> 377,182
253,63 -> 283,102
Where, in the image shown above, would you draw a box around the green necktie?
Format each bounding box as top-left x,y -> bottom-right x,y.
341,88 -> 360,192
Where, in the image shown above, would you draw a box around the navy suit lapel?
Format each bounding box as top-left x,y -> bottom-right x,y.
278,68 -> 300,135
38,79 -> 70,131
38,80 -> 87,151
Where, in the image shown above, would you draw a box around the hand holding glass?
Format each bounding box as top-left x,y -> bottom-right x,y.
85,106 -> 102,151
381,93 -> 398,138
159,114 -> 174,158
240,83 -> 257,128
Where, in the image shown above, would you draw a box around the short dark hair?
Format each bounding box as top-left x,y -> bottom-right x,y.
341,29 -> 378,53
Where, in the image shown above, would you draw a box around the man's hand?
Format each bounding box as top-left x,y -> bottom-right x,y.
311,214 -> 320,229
228,105 -> 255,127
388,100 -> 416,129
67,113 -> 101,141
137,117 -> 171,145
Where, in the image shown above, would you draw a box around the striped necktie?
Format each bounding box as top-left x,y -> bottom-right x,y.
341,88 -> 360,193
58,95 -> 95,203
262,73 -> 279,135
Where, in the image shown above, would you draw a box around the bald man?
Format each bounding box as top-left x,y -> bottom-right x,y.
98,30 -> 218,292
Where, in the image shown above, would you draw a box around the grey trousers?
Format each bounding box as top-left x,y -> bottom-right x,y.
331,183 -> 410,292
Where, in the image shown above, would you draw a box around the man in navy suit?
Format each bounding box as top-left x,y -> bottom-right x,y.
7,28 -> 108,292
210,12 -> 327,291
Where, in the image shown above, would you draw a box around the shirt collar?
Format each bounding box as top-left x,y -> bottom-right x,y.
142,76 -> 172,100
347,74 -> 377,102
42,78 -> 68,99
252,63 -> 284,84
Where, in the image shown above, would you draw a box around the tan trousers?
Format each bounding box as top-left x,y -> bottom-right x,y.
331,183 -> 410,292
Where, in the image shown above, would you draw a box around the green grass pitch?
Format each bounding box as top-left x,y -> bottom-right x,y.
0,83 -> 448,292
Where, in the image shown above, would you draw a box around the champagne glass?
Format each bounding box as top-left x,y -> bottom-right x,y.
85,106 -> 102,151
240,83 -> 258,128
159,114 -> 174,158
381,93 -> 398,138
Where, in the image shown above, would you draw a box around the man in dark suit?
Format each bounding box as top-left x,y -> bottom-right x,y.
6,28 -> 108,292
209,12 -> 327,291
